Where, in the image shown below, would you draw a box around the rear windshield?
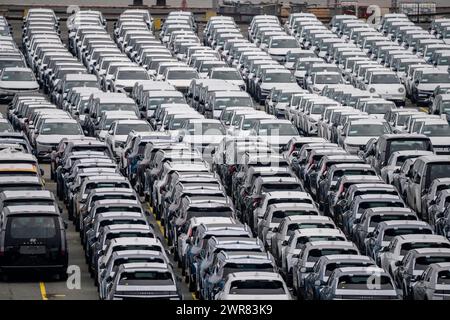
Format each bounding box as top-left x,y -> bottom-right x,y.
369,214 -> 416,227
8,216 -> 58,239
414,256 -> 450,270
262,183 -> 302,193
223,263 -> 274,277
383,228 -> 432,242
271,210 -> 318,223
438,270 -> 450,284
229,280 -> 285,295
400,242 -> 450,256
337,275 -> 394,290
118,271 -> 173,285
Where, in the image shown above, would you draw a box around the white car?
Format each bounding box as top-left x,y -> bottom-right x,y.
339,119 -> 392,154
215,272 -> 292,300
379,234 -> 450,278
250,119 -> 300,151
105,119 -> 152,158
0,67 -> 39,101
361,70 -> 406,106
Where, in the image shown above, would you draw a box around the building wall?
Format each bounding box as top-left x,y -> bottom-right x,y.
5,0 -> 450,8
1,0 -> 213,7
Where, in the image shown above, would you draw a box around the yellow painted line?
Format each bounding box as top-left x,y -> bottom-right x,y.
420,107 -> 428,112
191,293 -> 197,300
39,282 -> 48,300
147,203 -> 166,238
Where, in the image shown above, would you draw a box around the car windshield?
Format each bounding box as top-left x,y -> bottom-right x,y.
8,216 -> 57,239
270,39 -> 299,48
0,122 -> 13,132
383,227 -> 432,242
0,60 -> 26,69
400,242 -> 450,256
437,270 -> 450,284
421,73 -> 450,83
371,74 -> 399,84
347,124 -> 391,136
215,97 -> 253,109
264,73 -> 294,83
366,103 -> 393,114
337,275 -> 394,290
229,280 -> 285,295
1,70 -> 35,81
167,70 -> 198,80
187,123 -> 225,135
426,163 -> 450,189
258,123 -> 299,136
116,123 -> 151,135
117,70 -> 149,80
212,70 -> 242,80
41,122 -> 82,135
315,74 -> 341,84
440,101 -> 450,114
100,103 -> 137,113
389,139 -> 431,154
66,80 -> 97,90
421,124 -> 450,136
415,256 -> 450,270
118,271 -> 174,285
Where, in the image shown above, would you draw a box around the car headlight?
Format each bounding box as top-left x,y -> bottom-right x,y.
398,87 -> 405,93
369,87 -> 376,93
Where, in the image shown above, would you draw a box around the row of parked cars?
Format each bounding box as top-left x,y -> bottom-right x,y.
2,7 -> 450,300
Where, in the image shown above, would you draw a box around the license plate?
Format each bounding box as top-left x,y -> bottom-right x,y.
19,245 -> 46,255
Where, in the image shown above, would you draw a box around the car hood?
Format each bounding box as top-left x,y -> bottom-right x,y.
344,136 -> 377,146
429,136 -> 450,146
166,79 -> 191,88
0,81 -> 39,90
183,135 -> 224,144
115,80 -> 140,88
416,83 -> 441,91
225,79 -> 245,87
37,134 -> 84,144
268,48 -> 292,55
261,82 -> 293,90
370,84 -> 403,93
260,135 -> 293,145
